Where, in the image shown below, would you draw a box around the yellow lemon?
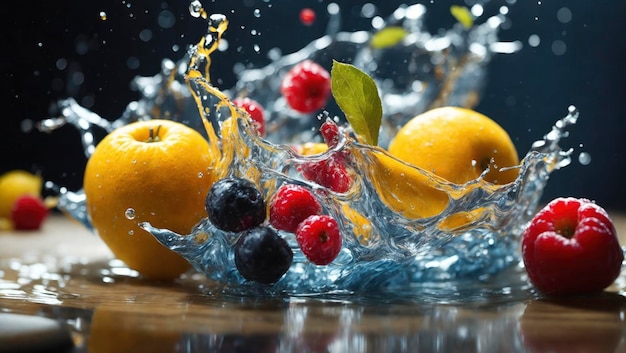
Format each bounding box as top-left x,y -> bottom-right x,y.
84,119 -> 217,280
388,106 -> 519,185
0,170 -> 43,219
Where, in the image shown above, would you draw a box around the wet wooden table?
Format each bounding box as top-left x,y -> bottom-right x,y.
1,214 -> 625,353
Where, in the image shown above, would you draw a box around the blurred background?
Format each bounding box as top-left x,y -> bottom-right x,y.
3,0 -> 625,211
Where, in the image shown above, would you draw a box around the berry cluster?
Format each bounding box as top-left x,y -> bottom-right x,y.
270,183 -> 342,265
205,177 -> 344,283
299,119 -> 352,193
205,177 -> 292,284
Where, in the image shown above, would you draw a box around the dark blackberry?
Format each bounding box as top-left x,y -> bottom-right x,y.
234,226 -> 293,284
205,177 -> 266,232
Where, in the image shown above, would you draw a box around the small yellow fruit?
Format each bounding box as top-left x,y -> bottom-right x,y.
84,119 -> 217,280
0,170 -> 43,219
388,106 -> 519,185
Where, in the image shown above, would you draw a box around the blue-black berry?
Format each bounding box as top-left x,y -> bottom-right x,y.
205,177 -> 266,232
234,226 -> 293,284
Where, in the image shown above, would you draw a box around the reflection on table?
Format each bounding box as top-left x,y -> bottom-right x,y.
0,215 -> 625,353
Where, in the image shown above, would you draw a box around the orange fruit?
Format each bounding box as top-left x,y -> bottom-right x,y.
365,107 -> 519,221
388,106 -> 519,185
367,149 -> 451,219
84,119 -> 217,280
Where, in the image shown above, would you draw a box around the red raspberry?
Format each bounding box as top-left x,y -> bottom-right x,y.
320,119 -> 340,148
299,119 -> 352,192
300,158 -> 351,193
296,215 -> 342,265
11,195 -> 49,230
269,184 -> 322,233
232,97 -> 266,136
522,197 -> 624,296
318,118 -> 350,163
280,60 -> 331,114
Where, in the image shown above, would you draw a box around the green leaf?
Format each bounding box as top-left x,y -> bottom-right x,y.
370,26 -> 408,49
450,5 -> 473,29
331,61 -> 383,146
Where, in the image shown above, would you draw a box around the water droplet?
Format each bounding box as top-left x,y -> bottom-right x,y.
20,119 -> 34,133
139,29 -> 153,42
189,0 -> 204,18
253,8 -> 261,18
55,58 -> 68,70
528,34 -> 540,47
371,16 -> 384,29
471,4 -> 484,17
126,57 -> 140,70
99,11 -> 108,21
125,208 -> 136,220
557,7 -> 572,24
360,4 -> 376,19
551,40 -> 567,56
327,3 -> 340,15
128,230 -> 134,235
198,172 -> 204,178
578,152 -> 591,165
157,10 -> 176,29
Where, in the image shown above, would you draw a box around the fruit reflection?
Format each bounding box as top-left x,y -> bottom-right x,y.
88,305 -> 182,353
519,295 -> 625,353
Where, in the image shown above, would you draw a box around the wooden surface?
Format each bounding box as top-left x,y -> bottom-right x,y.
1,214 -> 626,353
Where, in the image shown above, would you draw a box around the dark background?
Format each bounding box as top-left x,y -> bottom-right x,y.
3,1 -> 625,211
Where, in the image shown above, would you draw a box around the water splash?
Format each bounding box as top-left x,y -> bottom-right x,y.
138,104 -> 576,295
38,3 -> 577,296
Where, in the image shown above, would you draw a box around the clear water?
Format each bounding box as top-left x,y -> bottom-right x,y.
38,3 -> 578,297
